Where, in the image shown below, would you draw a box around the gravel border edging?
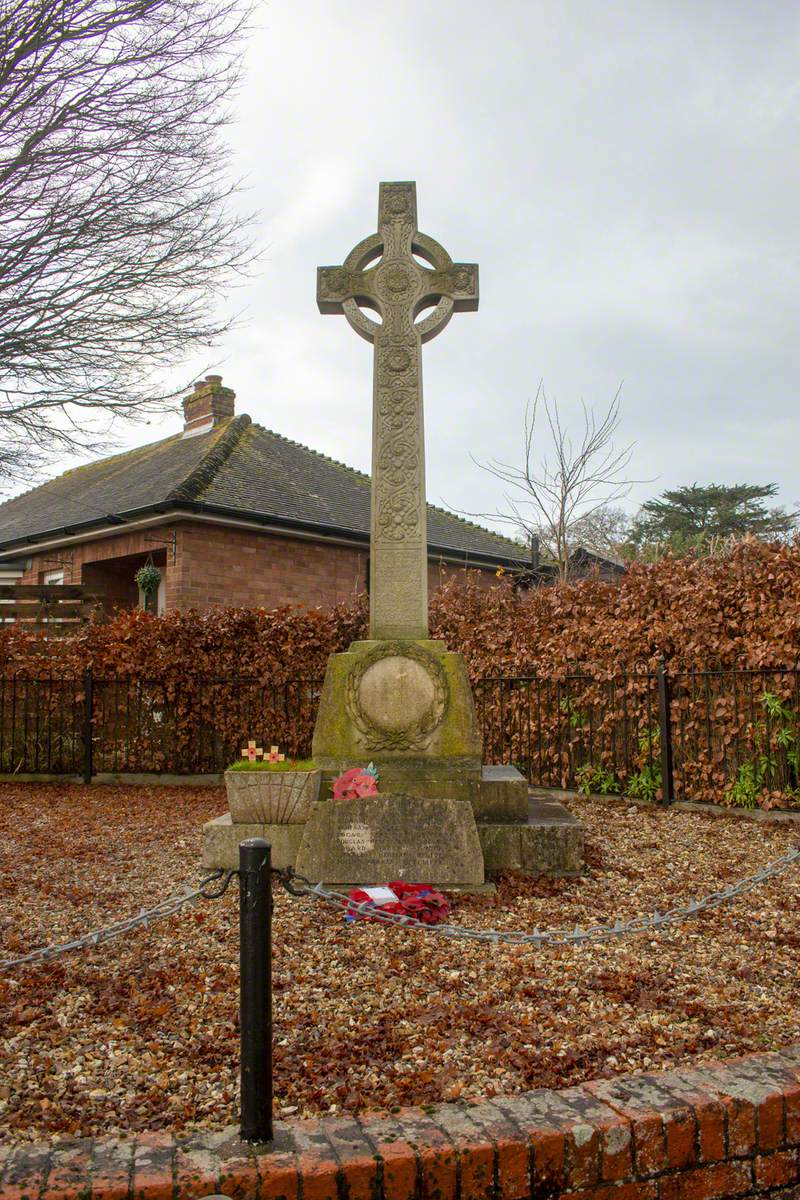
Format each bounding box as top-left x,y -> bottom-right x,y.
532,786 -> 800,824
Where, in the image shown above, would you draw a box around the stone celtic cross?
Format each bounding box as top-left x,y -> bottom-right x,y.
317,181 -> 478,640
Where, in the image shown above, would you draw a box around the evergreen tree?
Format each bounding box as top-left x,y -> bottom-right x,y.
631,483 -> 796,551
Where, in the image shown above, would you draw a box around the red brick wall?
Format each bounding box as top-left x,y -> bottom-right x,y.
81,557 -> 151,613
18,520 -> 501,614
6,1046 -> 800,1199
429,558 -> 501,593
20,526 -> 177,615
169,522 -> 368,611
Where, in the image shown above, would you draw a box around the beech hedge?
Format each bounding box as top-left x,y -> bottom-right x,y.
0,538 -> 798,807
3,538 -> 799,679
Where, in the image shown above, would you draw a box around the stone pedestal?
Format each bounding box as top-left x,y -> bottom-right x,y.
312,639 -> 526,820
201,792 -> 584,880
201,642 -> 585,880
303,635 -> 586,881
294,793 -> 485,889
312,640 -> 480,766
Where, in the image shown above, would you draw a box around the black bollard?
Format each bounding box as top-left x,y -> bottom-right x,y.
238,838 -> 273,1143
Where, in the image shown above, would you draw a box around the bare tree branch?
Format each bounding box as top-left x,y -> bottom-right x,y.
459,383 -> 643,580
0,0 -> 257,481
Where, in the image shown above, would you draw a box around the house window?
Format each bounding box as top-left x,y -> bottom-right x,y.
43,569 -> 64,585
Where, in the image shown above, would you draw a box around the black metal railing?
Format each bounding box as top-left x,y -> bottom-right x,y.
475,664 -> 800,807
0,666 -> 798,808
669,666 -> 800,809
474,670 -> 663,795
0,672 -> 323,778
0,674 -> 86,775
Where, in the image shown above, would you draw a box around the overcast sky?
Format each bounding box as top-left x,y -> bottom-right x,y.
46,1 -> 800,529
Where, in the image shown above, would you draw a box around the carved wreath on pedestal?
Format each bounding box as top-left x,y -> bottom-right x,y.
345,642 -> 448,752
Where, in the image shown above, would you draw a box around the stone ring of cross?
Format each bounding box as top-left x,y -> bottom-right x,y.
317,181 -> 479,344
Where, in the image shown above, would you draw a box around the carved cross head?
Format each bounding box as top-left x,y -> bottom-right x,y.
317,182 -> 479,344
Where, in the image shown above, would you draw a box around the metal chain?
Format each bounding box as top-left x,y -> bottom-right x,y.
280,845 -> 800,947
0,869 -> 237,971
4,845 -> 797,970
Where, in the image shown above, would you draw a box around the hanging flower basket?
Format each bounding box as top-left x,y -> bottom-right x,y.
135,563 -> 162,594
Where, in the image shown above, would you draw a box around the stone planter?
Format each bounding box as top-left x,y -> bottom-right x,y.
224,768 -> 322,824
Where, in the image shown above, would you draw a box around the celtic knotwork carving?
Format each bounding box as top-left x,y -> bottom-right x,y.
319,268 -> 356,299
453,266 -> 475,292
377,431 -> 418,469
427,265 -> 477,297
375,379 -> 420,537
345,643 -> 449,751
375,484 -> 420,539
376,264 -> 413,300
382,185 -> 413,219
376,337 -> 418,388
377,385 -> 414,423
317,183 -> 478,345
384,346 -> 413,373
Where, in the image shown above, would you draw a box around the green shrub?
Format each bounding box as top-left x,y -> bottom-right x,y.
724,690 -> 800,809
625,727 -> 660,802
626,765 -> 660,803
575,763 -> 619,796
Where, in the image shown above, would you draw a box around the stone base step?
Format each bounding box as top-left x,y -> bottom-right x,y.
202,812 -> 304,870
317,763 -> 530,821
202,793 -> 585,879
478,796 -> 584,877
472,764 -> 529,820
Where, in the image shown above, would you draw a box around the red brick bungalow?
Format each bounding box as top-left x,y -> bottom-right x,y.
0,377 -> 528,615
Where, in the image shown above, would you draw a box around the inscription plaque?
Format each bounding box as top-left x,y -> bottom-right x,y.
345,641 -> 448,751
370,545 -> 427,639
358,655 -> 435,730
339,821 -> 374,856
295,792 -> 484,886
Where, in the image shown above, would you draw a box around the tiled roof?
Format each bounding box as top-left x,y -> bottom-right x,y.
0,416 -> 527,564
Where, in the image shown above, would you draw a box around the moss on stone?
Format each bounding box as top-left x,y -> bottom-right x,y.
312,640 -> 482,764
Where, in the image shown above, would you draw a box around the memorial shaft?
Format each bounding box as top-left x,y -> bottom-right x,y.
317,181 -> 478,640
371,326 -> 427,638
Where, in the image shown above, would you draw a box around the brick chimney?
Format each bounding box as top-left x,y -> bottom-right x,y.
182,375 -> 235,434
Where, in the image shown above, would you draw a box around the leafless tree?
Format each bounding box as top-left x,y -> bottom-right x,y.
0,0 -> 255,478
568,503 -> 633,559
469,384 -> 639,581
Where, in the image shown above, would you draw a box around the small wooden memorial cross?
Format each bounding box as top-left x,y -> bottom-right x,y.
241,740 -> 263,763
317,182 -> 478,640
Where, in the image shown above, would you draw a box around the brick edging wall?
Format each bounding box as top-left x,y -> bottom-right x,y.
3,1048 -> 800,1199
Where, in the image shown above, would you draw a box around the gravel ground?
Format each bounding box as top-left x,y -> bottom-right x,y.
1,782 -> 799,1143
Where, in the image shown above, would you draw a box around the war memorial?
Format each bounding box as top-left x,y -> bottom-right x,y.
204,181 -> 583,887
